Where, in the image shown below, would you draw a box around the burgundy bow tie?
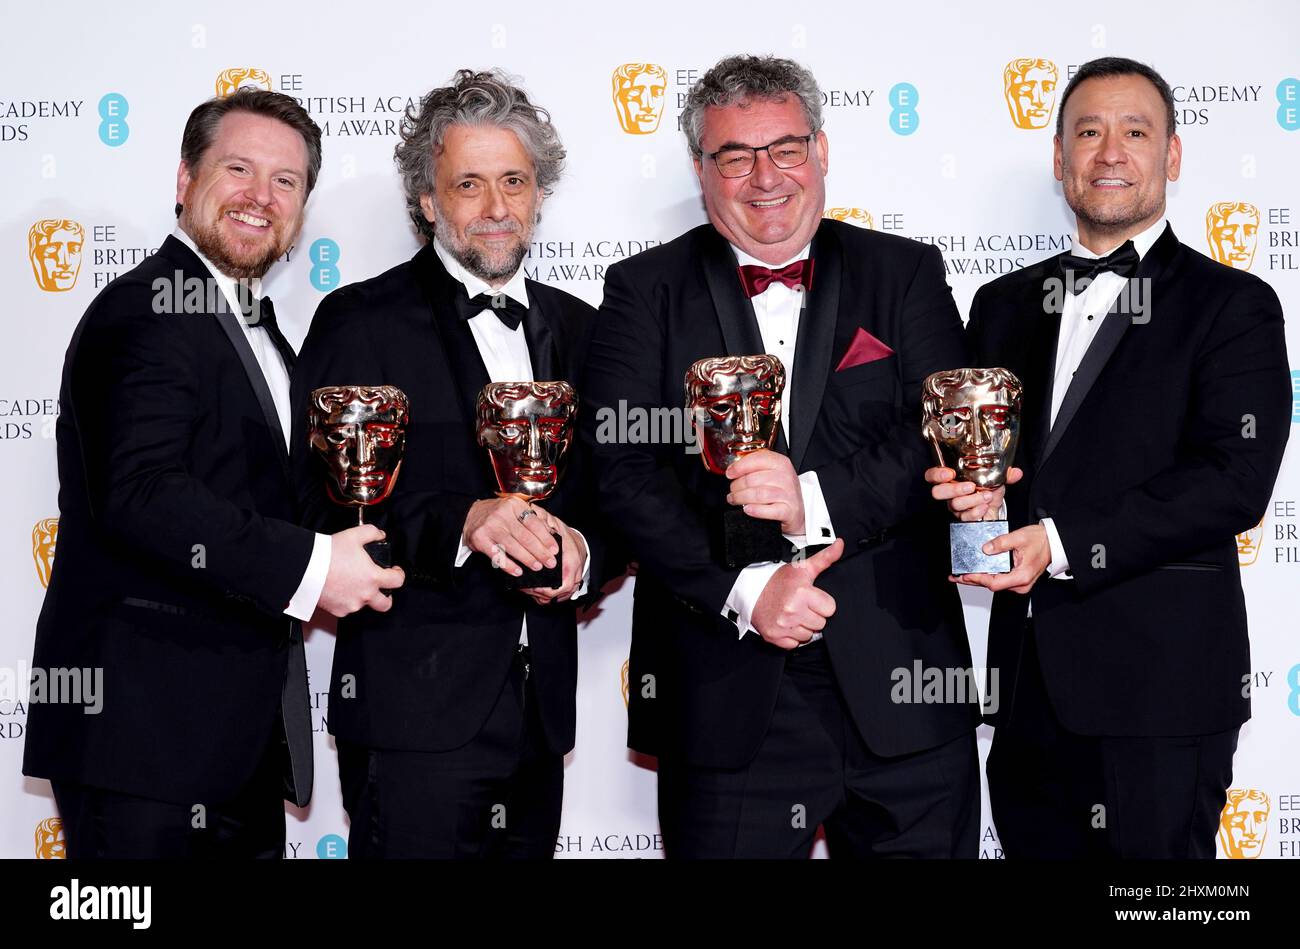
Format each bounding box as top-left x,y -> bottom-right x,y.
737,259 -> 814,298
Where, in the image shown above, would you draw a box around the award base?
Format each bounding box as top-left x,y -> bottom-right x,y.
712,508 -> 792,569
363,540 -> 391,568
363,540 -> 393,597
950,521 -> 1011,575
502,532 -> 564,590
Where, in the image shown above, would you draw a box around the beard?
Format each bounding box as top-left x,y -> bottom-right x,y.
433,202 -> 535,285
1063,170 -> 1165,239
186,201 -> 290,280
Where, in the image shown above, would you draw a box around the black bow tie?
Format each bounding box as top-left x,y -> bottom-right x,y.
454,290 -> 528,330
1057,241 -> 1140,292
232,286 -> 296,372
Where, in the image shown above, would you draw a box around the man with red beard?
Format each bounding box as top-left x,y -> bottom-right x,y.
24,89 -> 403,858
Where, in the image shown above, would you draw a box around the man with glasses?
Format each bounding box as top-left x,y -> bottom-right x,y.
584,55 -> 979,858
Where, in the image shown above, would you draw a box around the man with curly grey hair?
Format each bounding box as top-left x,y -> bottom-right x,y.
292,68 -> 617,859
585,54 -> 979,858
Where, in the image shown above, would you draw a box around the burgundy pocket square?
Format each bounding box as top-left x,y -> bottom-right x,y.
835,328 -> 895,371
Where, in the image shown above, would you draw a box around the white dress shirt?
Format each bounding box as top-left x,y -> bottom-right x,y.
174,228 -> 331,621
439,241 -> 591,644
720,244 -> 836,639
1039,216 -> 1167,579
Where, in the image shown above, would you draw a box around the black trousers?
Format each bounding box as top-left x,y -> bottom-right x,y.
51,720 -> 287,859
658,640 -> 980,859
987,618 -> 1239,859
337,645 -> 563,859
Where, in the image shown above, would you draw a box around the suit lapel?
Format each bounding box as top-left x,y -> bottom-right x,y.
1040,223 -> 1178,467
521,282 -> 559,381
788,224 -> 840,469
1019,278 -> 1061,470
158,237 -> 291,478
701,229 -> 765,357
699,231 -> 791,453
412,245 -> 492,419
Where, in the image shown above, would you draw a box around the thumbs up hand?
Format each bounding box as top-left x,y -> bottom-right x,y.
750,539 -> 844,650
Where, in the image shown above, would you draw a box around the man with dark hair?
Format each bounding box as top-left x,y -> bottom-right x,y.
585,54 -> 980,858
928,57 -> 1290,857
23,89 -> 403,858
291,69 -> 617,859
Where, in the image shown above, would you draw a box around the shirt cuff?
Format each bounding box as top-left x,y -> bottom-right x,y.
798,470 -> 836,545
455,533 -> 473,568
570,527 -> 592,598
285,532 -> 331,621
723,561 -> 784,639
1041,516 -> 1071,578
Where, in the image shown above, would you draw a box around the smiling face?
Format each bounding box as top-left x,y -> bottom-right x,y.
1054,74 -> 1181,251
694,96 -> 828,265
176,110 -> 309,280
308,386 -> 409,508
476,381 -> 577,500
420,123 -> 542,288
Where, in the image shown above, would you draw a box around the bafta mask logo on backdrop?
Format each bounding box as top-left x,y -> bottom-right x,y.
1207,202 -> 1261,270
824,208 -> 874,229
1236,515 -> 1265,566
1218,789 -> 1270,859
1003,58 -> 1059,130
612,63 -> 667,134
215,68 -> 272,98
620,659 -> 630,709
35,818 -> 65,859
32,517 -> 58,588
28,220 -> 84,292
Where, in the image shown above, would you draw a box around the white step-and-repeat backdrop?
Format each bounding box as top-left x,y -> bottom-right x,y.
4,0 -> 1297,860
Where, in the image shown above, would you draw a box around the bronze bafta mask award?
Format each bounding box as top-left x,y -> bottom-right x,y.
308,384 -> 411,567
476,380 -> 578,589
921,367 -> 1024,575
687,355 -> 792,569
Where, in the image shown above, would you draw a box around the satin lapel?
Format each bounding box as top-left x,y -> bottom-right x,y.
1040,224 -> 1178,467
158,237 -> 291,474
412,246 -> 492,419
700,231 -> 790,453
521,282 -> 558,382
1018,276 -> 1061,470
701,230 -> 765,358
788,224 -> 839,469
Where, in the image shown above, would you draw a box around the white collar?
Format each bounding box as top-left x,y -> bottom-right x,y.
433,239 -> 530,308
173,226 -> 262,306
1070,216 -> 1167,261
730,242 -> 812,270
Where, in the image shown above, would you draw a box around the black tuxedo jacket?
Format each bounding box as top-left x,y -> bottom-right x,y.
23,235 -> 315,806
970,225 -> 1291,737
291,244 -> 616,756
584,219 -> 979,767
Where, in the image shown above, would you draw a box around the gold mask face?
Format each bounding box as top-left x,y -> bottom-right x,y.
476,381 -> 578,500
922,368 -> 1024,489
1218,789 -> 1269,859
308,385 -> 410,508
686,355 -> 786,476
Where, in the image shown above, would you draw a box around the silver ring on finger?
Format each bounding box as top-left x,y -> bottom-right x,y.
517,506 -> 537,524
490,544 -> 506,570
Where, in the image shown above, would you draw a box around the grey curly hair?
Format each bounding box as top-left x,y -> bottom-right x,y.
394,69 -> 566,240
681,55 -> 824,159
